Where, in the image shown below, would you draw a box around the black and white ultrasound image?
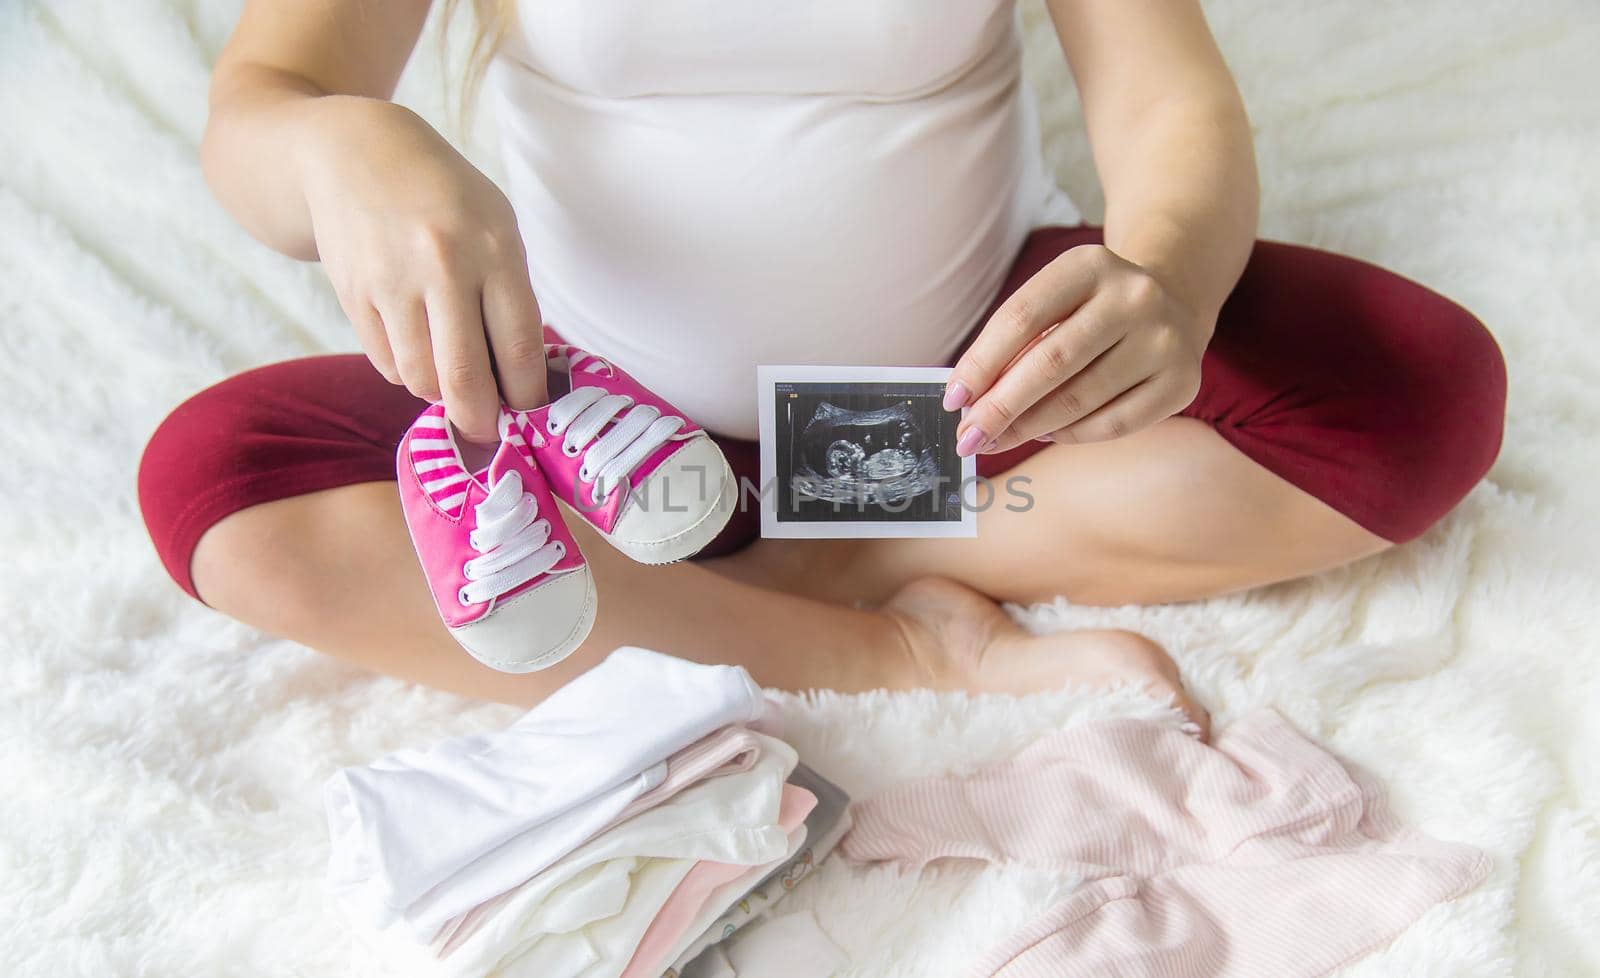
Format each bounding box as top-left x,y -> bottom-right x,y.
773,381 -> 964,524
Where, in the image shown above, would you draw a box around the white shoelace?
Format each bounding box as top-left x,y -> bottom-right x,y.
459,470 -> 566,606
545,386 -> 685,505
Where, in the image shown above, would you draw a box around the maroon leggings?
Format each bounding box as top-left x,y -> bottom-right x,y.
139,227 -> 1506,601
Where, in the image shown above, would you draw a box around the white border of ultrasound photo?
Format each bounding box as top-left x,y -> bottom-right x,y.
756,365 -> 978,539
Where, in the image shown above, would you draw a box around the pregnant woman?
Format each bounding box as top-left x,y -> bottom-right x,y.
138,0 -> 1505,732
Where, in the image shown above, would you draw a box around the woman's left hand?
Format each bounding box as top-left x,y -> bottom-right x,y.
945,244 -> 1212,455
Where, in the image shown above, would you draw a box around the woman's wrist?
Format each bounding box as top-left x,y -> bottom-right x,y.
294,96 -> 411,195
1108,213 -> 1250,344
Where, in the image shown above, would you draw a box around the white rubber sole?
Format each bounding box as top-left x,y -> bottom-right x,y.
602,460 -> 738,565
450,569 -> 598,674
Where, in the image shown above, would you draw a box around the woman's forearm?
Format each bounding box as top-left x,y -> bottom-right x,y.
201,67 -> 334,261
202,77 -> 440,263
199,0 -> 431,261
1046,0 -> 1258,333
1098,91 -> 1258,333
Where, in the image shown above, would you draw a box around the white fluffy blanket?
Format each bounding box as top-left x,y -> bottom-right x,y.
2,1 -> 1596,975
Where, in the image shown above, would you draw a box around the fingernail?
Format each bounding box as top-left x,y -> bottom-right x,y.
942,381 -> 971,412
956,426 -> 988,457
1035,433 -> 1054,444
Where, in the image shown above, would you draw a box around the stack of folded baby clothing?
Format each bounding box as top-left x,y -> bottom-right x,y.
322,646 -> 850,978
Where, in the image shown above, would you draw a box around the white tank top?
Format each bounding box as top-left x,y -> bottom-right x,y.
487,0 -> 1078,439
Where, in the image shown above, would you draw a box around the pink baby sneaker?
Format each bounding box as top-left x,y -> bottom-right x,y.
506,344 -> 736,564
397,404 -> 595,673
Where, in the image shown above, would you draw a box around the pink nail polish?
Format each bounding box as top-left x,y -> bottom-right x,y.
942,381 -> 971,412
956,426 -> 988,457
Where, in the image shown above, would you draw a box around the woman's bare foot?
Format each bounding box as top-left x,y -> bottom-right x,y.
880,576 -> 1210,738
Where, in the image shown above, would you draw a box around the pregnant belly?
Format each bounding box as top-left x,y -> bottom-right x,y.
493,87 -> 1036,439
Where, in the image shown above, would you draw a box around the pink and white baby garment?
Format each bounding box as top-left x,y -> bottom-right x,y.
841,710 -> 1490,978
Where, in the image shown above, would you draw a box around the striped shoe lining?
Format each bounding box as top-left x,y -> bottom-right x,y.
407,406 -> 473,517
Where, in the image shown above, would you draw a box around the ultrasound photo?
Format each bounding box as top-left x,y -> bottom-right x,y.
757,366 -> 976,538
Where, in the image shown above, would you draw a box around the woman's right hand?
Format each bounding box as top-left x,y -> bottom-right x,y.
299,97 -> 546,444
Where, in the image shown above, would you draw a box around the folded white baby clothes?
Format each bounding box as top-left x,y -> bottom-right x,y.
668,764 -> 853,976
613,726 -> 764,824
496,789 -> 812,978
639,813 -> 811,976
324,647 -> 766,936
429,724 -> 769,957
414,724 -> 770,945
434,731 -> 800,978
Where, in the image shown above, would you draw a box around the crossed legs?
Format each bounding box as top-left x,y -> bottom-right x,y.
184,410 -> 1386,735
150,231 -> 1505,733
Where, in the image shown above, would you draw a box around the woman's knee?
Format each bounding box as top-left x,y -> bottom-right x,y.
139,355 -> 409,601
138,374 -> 273,601
1442,302 -> 1507,472
1414,296 -> 1506,498
1364,292 -> 1507,542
